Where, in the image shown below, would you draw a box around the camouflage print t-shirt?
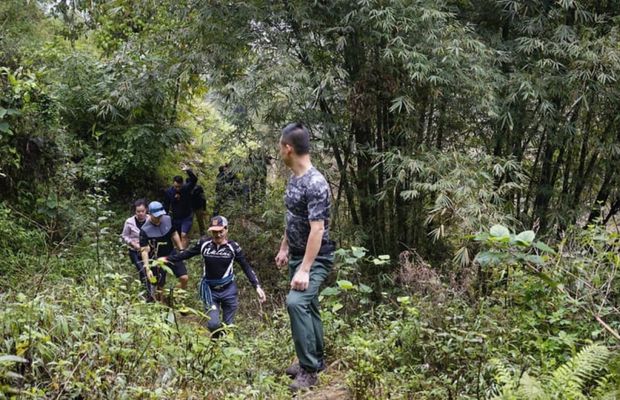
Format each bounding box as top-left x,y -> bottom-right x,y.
285,166 -> 334,256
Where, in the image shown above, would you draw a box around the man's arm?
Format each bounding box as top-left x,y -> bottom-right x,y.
140,245 -> 152,280
139,230 -> 153,280
275,231 -> 289,267
184,168 -> 198,192
165,239 -> 201,263
290,220 -> 324,291
233,243 -> 260,288
234,243 -> 267,303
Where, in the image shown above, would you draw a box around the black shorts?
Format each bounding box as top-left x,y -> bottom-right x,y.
167,260 -> 187,278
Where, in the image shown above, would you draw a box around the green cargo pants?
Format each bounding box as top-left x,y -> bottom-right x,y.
286,255 -> 333,372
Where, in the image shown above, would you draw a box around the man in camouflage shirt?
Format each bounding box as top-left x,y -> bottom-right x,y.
275,123 -> 335,391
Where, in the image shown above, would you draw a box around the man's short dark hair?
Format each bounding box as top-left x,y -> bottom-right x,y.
281,123 -> 310,155
173,175 -> 184,184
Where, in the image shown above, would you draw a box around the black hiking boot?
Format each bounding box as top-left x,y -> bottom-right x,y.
289,368 -> 318,391
285,361 -> 326,378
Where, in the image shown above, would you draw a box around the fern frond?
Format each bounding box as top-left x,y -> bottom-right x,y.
591,374 -> 620,400
491,358 -> 515,387
515,372 -> 545,399
549,344 -> 610,396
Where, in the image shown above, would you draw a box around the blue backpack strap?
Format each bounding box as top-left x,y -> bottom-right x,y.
199,274 -> 235,311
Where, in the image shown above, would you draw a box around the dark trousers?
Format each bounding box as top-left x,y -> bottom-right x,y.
194,208 -> 207,236
286,255 -> 333,372
128,249 -> 147,284
128,249 -> 158,302
205,282 -> 239,332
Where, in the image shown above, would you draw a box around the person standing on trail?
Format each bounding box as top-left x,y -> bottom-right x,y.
121,198 -> 149,297
163,166 -> 198,249
191,184 -> 208,236
274,123 -> 335,391
140,201 -> 189,301
161,215 -> 266,335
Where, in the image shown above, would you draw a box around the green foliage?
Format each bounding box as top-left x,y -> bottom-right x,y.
382,150 -> 525,264
491,344 -> 613,400
0,203 -> 46,279
319,246 -> 386,317
474,224 -> 553,269
0,66 -> 63,196
0,274 -> 295,399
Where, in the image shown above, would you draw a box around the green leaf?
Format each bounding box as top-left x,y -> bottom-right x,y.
167,310 -> 176,324
475,251 -> 502,266
337,280 -> 355,291
5,371 -> 24,380
397,296 -> 411,304
525,255 -> 544,265
474,232 -> 490,241
332,303 -> 344,312
490,224 -> 510,238
351,246 -> 367,258
223,347 -> 246,357
0,355 -> 28,363
533,271 -> 558,288
334,248 -> 349,257
515,230 -> 536,245
0,122 -> 11,133
320,287 -> 341,296
378,255 -> 390,260
534,241 -> 556,254
358,283 -> 373,293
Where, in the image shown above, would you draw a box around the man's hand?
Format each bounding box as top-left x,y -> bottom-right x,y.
132,241 -> 141,251
256,287 -> 267,303
275,249 -> 289,268
180,163 -> 189,171
146,269 -> 154,283
290,269 -> 309,291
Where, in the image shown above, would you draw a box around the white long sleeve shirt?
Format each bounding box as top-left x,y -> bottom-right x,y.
121,216 -> 145,250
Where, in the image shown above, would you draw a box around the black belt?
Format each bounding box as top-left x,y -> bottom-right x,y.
210,281 -> 233,291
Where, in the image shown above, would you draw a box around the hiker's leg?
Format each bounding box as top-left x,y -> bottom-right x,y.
286,256 -> 332,372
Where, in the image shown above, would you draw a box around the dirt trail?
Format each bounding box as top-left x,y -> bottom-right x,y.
296,364 -> 351,400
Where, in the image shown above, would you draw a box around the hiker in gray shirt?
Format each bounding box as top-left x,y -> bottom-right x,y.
275,123 -> 335,391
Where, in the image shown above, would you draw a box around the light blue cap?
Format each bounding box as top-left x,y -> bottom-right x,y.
148,201 -> 166,217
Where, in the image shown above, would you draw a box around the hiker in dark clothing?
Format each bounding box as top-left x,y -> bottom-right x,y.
191,184 -> 208,236
163,166 -> 198,249
140,201 -> 189,301
163,215 -> 266,334
121,198 -> 149,297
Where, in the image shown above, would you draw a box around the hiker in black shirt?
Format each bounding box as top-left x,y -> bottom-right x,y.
140,201 -> 189,301
163,166 -> 198,249
164,215 -> 266,333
